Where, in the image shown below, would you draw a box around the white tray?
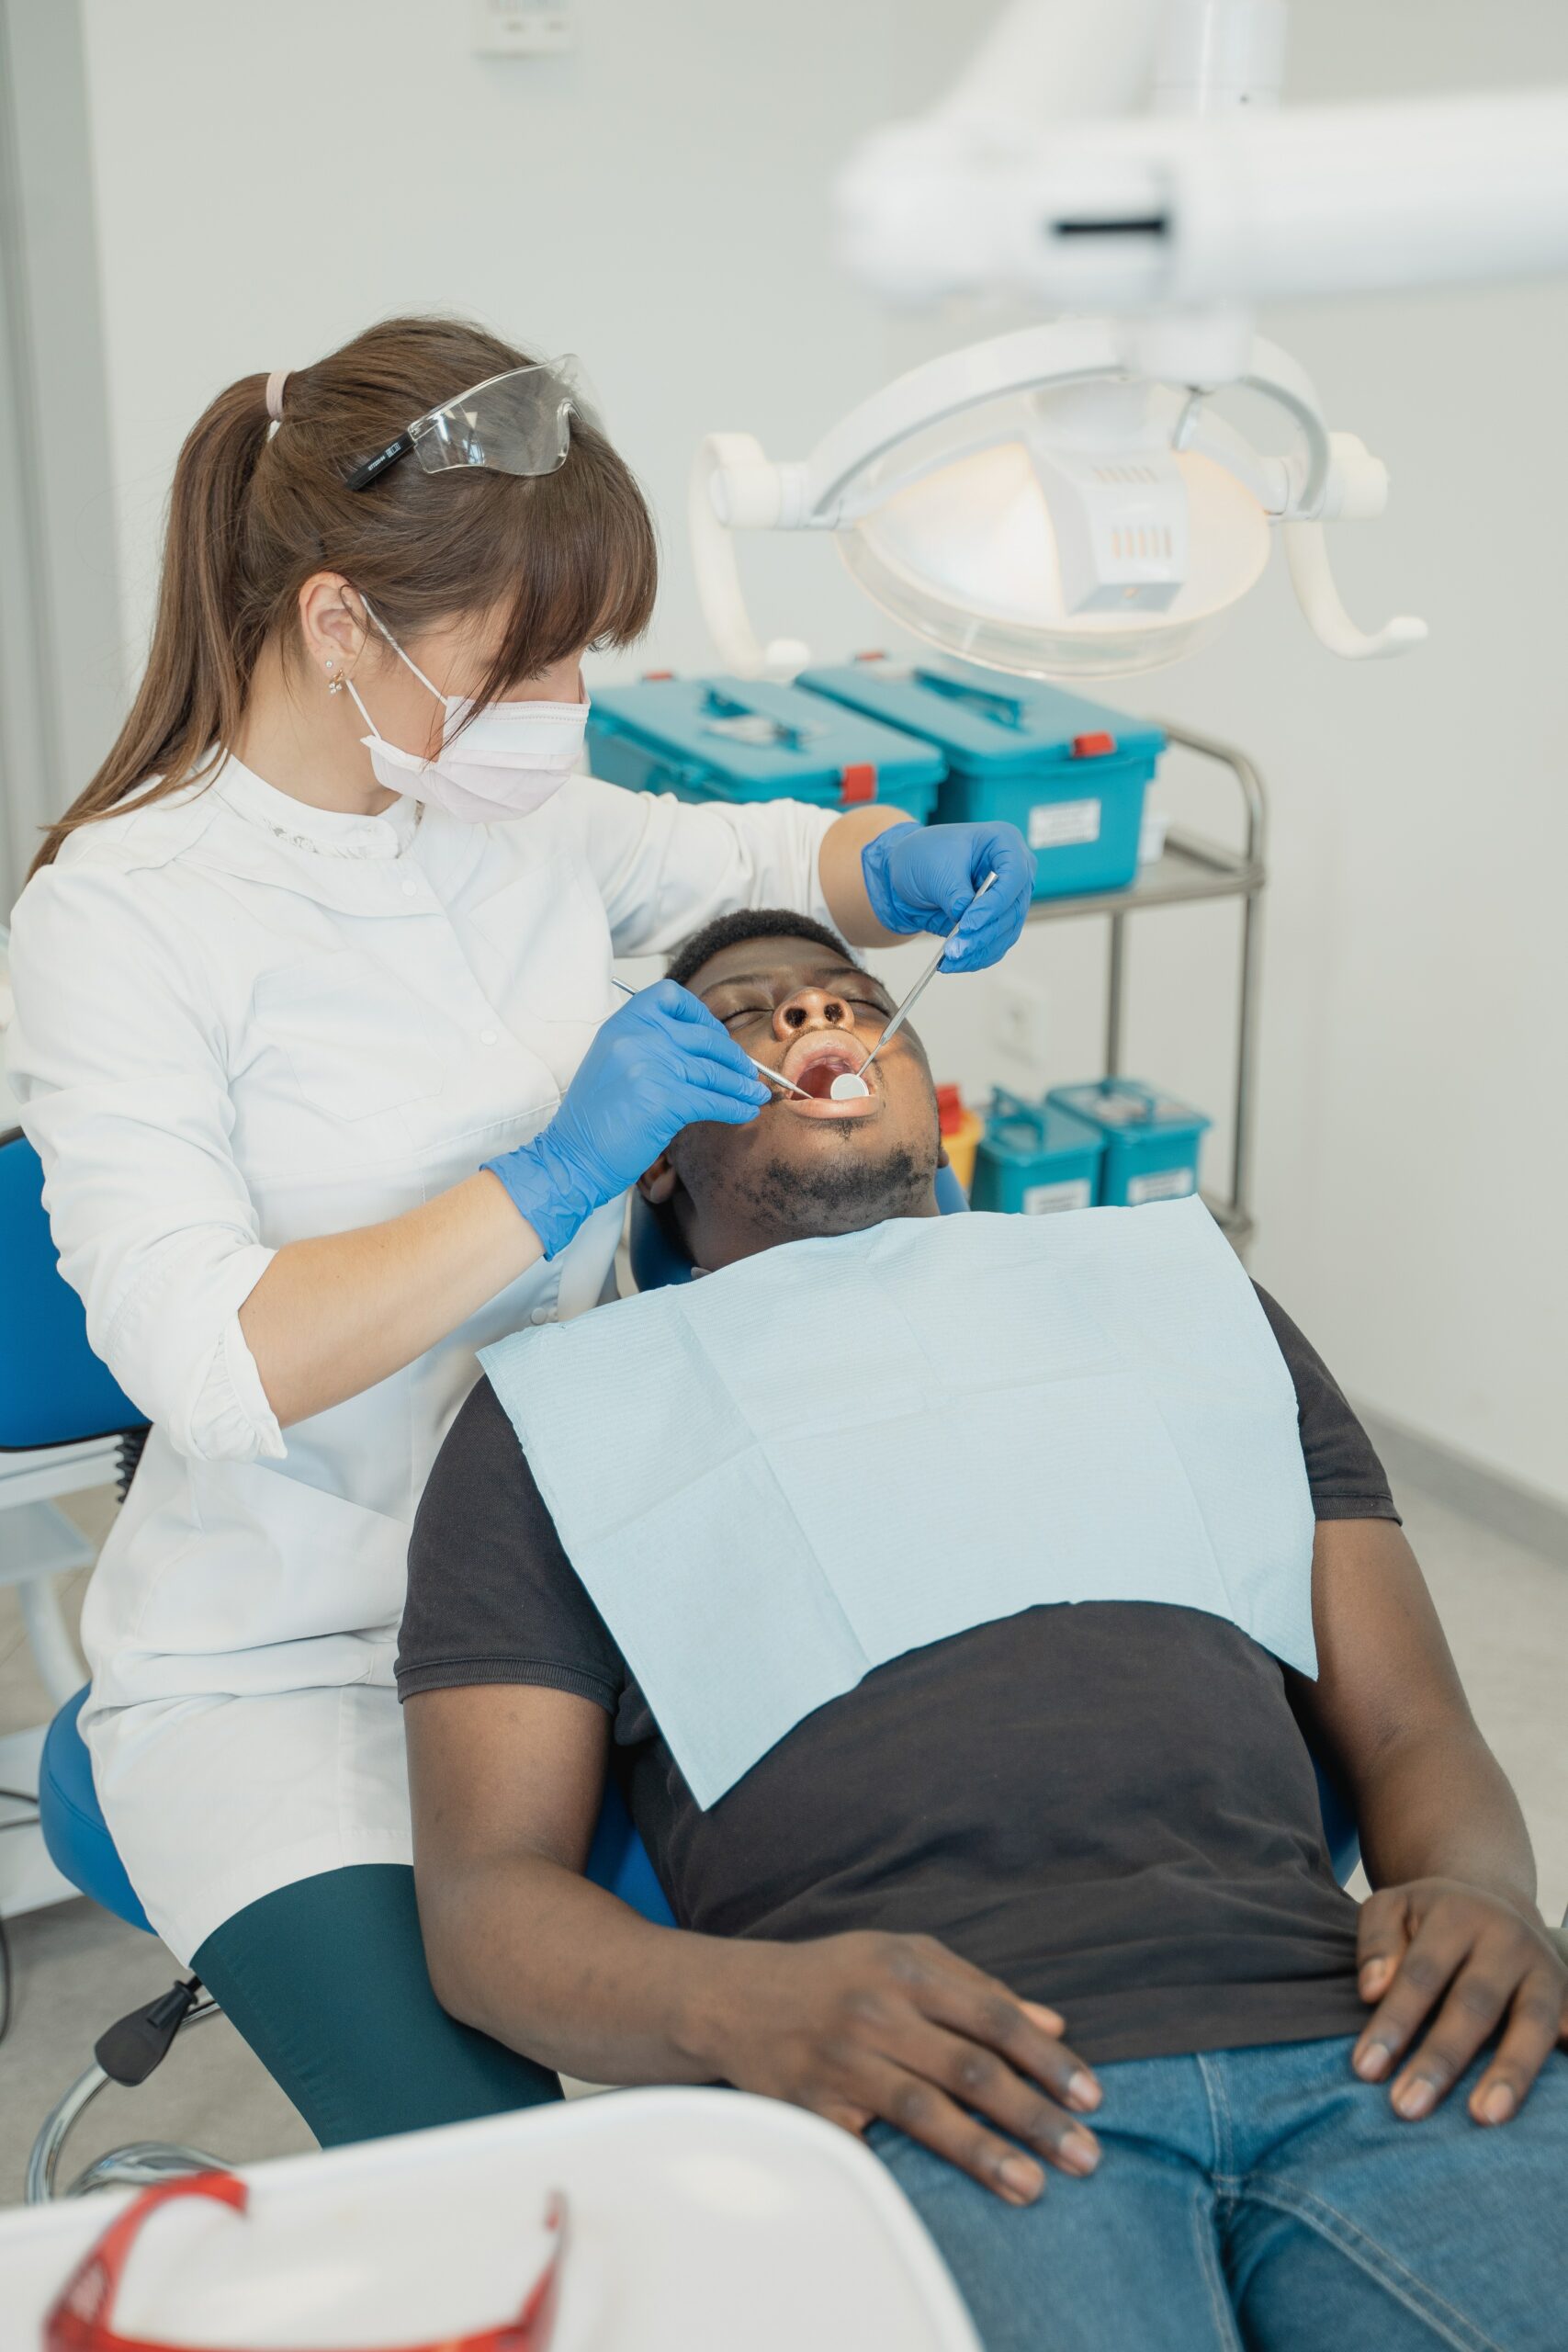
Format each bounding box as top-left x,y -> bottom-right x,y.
0,2086 -> 980,2351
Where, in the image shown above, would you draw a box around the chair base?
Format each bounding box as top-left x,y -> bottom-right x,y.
27,1995 -> 225,2201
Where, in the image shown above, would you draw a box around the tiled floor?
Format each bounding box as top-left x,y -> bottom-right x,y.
0,1482 -> 1563,2205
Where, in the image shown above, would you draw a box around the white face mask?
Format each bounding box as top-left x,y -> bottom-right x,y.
342,598 -> 589,824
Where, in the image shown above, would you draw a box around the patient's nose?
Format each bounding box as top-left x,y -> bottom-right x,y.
773,987 -> 858,1042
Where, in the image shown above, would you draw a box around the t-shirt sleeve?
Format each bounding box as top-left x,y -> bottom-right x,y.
1253,1284 -> 1401,1525
397,1374 -> 626,1708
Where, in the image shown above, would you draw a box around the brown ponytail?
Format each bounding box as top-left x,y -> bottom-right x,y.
31,316 -> 658,874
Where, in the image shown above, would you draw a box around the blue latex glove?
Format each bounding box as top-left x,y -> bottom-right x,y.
861,820 -> 1035,973
486,981 -> 770,1259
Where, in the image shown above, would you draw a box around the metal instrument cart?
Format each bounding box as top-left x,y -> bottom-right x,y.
1024,723 -> 1266,1257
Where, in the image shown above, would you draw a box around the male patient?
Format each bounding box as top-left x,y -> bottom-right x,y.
400,910 -> 1568,2352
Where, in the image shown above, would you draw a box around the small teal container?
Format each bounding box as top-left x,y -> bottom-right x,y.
970,1091 -> 1105,1216
586,674 -> 945,818
795,659 -> 1164,901
1046,1080 -> 1212,1207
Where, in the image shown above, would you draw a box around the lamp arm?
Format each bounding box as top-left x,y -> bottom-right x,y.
1283,520 -> 1427,661
688,436 -> 809,679
932,0 -> 1165,131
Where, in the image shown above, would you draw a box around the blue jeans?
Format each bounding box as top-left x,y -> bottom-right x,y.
870,2035 -> 1568,2351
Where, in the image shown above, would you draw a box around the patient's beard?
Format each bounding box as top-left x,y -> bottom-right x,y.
738,1143 -> 931,1250
705,1139 -> 936,1255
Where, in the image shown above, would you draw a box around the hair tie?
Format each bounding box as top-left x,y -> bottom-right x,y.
264,368 -> 291,424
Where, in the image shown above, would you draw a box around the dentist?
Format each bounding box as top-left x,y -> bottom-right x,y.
6,314 -> 1032,2146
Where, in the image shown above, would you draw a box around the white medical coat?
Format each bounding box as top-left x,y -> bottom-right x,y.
6,759 -> 836,1959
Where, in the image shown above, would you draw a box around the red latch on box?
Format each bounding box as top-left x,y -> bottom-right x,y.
1071,730 -> 1116,758
839,763 -> 878,805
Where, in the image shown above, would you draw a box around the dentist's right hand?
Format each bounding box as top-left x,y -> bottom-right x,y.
484,979 -> 770,1259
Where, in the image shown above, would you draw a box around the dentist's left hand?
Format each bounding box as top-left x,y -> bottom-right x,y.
860,820 -> 1035,972
485,981 -> 770,1259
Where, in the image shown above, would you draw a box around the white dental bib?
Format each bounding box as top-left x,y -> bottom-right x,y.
480,1198 -> 1316,1809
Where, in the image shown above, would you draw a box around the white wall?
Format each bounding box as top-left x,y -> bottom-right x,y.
77,0 -> 1568,1509
80,0 -> 974,683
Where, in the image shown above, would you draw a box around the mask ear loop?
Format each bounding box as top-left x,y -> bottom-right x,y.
338,666 -> 387,749
355,592 -> 450,707
340,590 -> 450,763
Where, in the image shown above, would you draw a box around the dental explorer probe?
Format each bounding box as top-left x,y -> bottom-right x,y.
829,870 -> 998,1100
608,978 -> 815,1099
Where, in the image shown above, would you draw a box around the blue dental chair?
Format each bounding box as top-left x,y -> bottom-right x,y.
9,1125 -> 1357,2197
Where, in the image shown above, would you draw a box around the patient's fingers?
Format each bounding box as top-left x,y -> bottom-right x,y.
904,1940 -> 1100,2112
892,2016 -> 1101,2179
1466,1970 -> 1568,2127
1355,1885 -> 1414,2003
1390,1953 -> 1519,2119
849,2052 -> 1067,2206
1354,1909 -> 1472,2083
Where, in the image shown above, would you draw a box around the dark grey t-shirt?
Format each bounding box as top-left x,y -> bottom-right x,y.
399,1285 -> 1399,2064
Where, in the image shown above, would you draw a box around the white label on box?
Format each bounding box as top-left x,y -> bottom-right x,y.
1022,1178 -> 1093,1215
1028,797 -> 1101,849
1127,1168 -> 1196,1205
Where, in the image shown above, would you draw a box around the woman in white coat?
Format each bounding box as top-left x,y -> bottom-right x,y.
7,314 -> 1033,2144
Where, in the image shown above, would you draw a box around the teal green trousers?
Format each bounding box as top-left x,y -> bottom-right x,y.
192,1863 -> 560,2147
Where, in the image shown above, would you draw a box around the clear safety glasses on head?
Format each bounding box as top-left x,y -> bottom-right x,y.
339,594 -> 590,826
344,357 -> 599,493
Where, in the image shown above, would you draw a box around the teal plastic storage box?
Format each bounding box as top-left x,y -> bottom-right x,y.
586,675 -> 945,819
1046,1080 -> 1211,1207
796,659 -> 1163,901
971,1091 -> 1105,1216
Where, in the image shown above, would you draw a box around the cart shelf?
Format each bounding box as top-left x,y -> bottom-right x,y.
1021,723 -> 1266,1255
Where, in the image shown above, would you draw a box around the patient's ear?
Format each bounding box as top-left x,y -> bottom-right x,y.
637,1152 -> 677,1204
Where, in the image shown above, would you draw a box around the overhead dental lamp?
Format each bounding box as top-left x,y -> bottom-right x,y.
691,0 -> 1568,683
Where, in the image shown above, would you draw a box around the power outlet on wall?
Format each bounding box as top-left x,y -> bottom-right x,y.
472,0 -> 572,56
994,976 -> 1051,1075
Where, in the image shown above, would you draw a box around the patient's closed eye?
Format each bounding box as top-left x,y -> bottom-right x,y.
713,986 -> 894,1028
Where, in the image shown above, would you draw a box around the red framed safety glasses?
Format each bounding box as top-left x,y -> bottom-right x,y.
45,2171 -> 569,2352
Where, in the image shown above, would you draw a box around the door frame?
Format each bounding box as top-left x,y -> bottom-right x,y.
0,0 -> 120,912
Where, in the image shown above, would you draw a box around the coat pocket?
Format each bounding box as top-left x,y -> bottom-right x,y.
167,1453 -> 414,1679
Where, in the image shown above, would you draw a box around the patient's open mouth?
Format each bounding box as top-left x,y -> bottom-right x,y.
779,1035 -> 881,1120
796,1049 -> 860,1100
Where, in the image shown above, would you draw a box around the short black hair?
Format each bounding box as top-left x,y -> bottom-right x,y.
665,908 -> 859,992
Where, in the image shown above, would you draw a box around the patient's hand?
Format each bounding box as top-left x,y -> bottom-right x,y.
695,1931 -> 1100,2202
1353,1880 -> 1568,2126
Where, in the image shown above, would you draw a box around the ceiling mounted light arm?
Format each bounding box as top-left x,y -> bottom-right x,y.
838,4 -> 1568,320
